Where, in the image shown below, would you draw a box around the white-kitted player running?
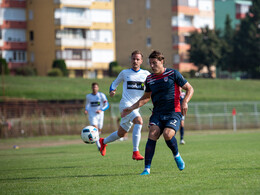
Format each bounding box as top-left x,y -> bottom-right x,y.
98,50 -> 150,160
85,82 -> 109,134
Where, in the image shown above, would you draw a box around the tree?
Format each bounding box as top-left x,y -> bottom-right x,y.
233,0 -> 260,78
189,26 -> 222,78
217,15 -> 235,72
0,58 -> 10,75
52,59 -> 68,76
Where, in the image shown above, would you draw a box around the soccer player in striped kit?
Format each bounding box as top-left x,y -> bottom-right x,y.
122,50 -> 194,175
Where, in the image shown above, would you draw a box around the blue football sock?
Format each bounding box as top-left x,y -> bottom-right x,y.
165,136 -> 178,156
180,127 -> 184,140
144,138 -> 157,169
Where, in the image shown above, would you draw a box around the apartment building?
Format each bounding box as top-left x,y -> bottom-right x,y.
0,0 -> 115,78
215,0 -> 252,31
115,0 -> 172,69
172,0 -> 214,72
0,0 -> 27,70
115,0 -> 214,73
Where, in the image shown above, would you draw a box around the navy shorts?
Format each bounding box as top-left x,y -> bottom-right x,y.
149,112 -> 182,133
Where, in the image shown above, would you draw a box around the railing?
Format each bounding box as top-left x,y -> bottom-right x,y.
65,59 -> 92,68
54,0 -> 93,7
55,18 -> 91,27
110,101 -> 260,131
1,101 -> 259,138
56,38 -> 93,47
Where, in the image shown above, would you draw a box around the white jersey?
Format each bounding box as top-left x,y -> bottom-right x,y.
110,68 -> 150,110
85,92 -> 109,114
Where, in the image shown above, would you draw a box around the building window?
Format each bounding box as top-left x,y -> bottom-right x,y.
184,35 -> 191,44
29,10 -> 33,20
146,0 -> 151,9
146,18 -> 151,28
30,52 -> 34,62
127,18 -> 133,24
29,31 -> 34,41
172,35 -> 179,45
188,0 -> 197,7
146,37 -> 151,47
173,54 -> 180,64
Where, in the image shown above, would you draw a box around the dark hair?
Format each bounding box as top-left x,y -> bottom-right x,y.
149,50 -> 165,61
92,82 -> 99,87
131,50 -> 143,58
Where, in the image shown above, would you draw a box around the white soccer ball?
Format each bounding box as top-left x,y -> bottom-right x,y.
81,126 -> 99,144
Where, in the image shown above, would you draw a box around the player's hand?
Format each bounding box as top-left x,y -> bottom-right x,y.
181,101 -> 188,116
121,107 -> 133,118
110,89 -> 117,97
96,110 -> 102,114
84,110 -> 88,115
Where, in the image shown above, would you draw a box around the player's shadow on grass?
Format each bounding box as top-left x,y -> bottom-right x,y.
1,165 -> 84,172
0,173 -> 139,181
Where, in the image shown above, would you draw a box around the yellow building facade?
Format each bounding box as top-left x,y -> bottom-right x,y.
1,0 -> 116,78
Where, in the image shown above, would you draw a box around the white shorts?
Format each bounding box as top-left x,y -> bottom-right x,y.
119,109 -> 141,132
88,112 -> 104,130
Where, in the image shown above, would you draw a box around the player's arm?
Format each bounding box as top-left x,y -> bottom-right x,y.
85,95 -> 89,114
100,94 -> 109,112
121,92 -> 151,117
181,82 -> 194,116
109,71 -> 124,97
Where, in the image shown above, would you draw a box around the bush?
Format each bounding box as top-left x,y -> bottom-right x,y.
0,58 -> 10,75
112,65 -> 124,76
109,61 -> 118,77
52,60 -> 68,76
47,68 -> 63,77
14,66 -> 36,76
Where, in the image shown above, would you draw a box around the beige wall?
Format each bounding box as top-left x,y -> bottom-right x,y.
115,0 -> 173,70
27,0 -> 56,76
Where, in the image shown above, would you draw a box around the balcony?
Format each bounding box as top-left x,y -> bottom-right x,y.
8,62 -> 27,69
3,42 -> 27,50
1,0 -> 26,8
53,0 -> 92,7
56,38 -> 92,48
65,60 -> 92,69
1,20 -> 27,29
55,18 -> 91,28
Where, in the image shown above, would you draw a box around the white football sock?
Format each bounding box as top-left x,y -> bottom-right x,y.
132,124 -> 142,152
104,131 -> 120,144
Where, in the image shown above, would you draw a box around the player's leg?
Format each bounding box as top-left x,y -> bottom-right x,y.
98,114 -> 131,156
140,124 -> 160,175
164,116 -> 185,171
132,115 -> 144,160
97,112 -> 104,134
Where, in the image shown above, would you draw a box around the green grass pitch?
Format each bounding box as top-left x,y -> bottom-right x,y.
0,130 -> 259,194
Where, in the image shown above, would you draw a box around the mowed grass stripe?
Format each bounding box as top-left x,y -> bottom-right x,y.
0,130 -> 259,194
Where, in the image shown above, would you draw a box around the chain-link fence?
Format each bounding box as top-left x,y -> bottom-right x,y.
1,101 -> 260,138
110,101 -> 260,131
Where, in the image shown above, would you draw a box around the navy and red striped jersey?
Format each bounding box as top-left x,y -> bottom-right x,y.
145,68 -> 187,114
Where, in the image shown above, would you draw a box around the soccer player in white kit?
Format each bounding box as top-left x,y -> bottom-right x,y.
98,50 -> 150,160
85,83 -> 109,134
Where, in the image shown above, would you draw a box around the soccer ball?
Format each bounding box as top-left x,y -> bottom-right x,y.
81,126 -> 99,144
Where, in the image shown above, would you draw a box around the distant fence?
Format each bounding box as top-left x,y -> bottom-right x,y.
1,100 -> 260,138
110,102 -> 260,131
